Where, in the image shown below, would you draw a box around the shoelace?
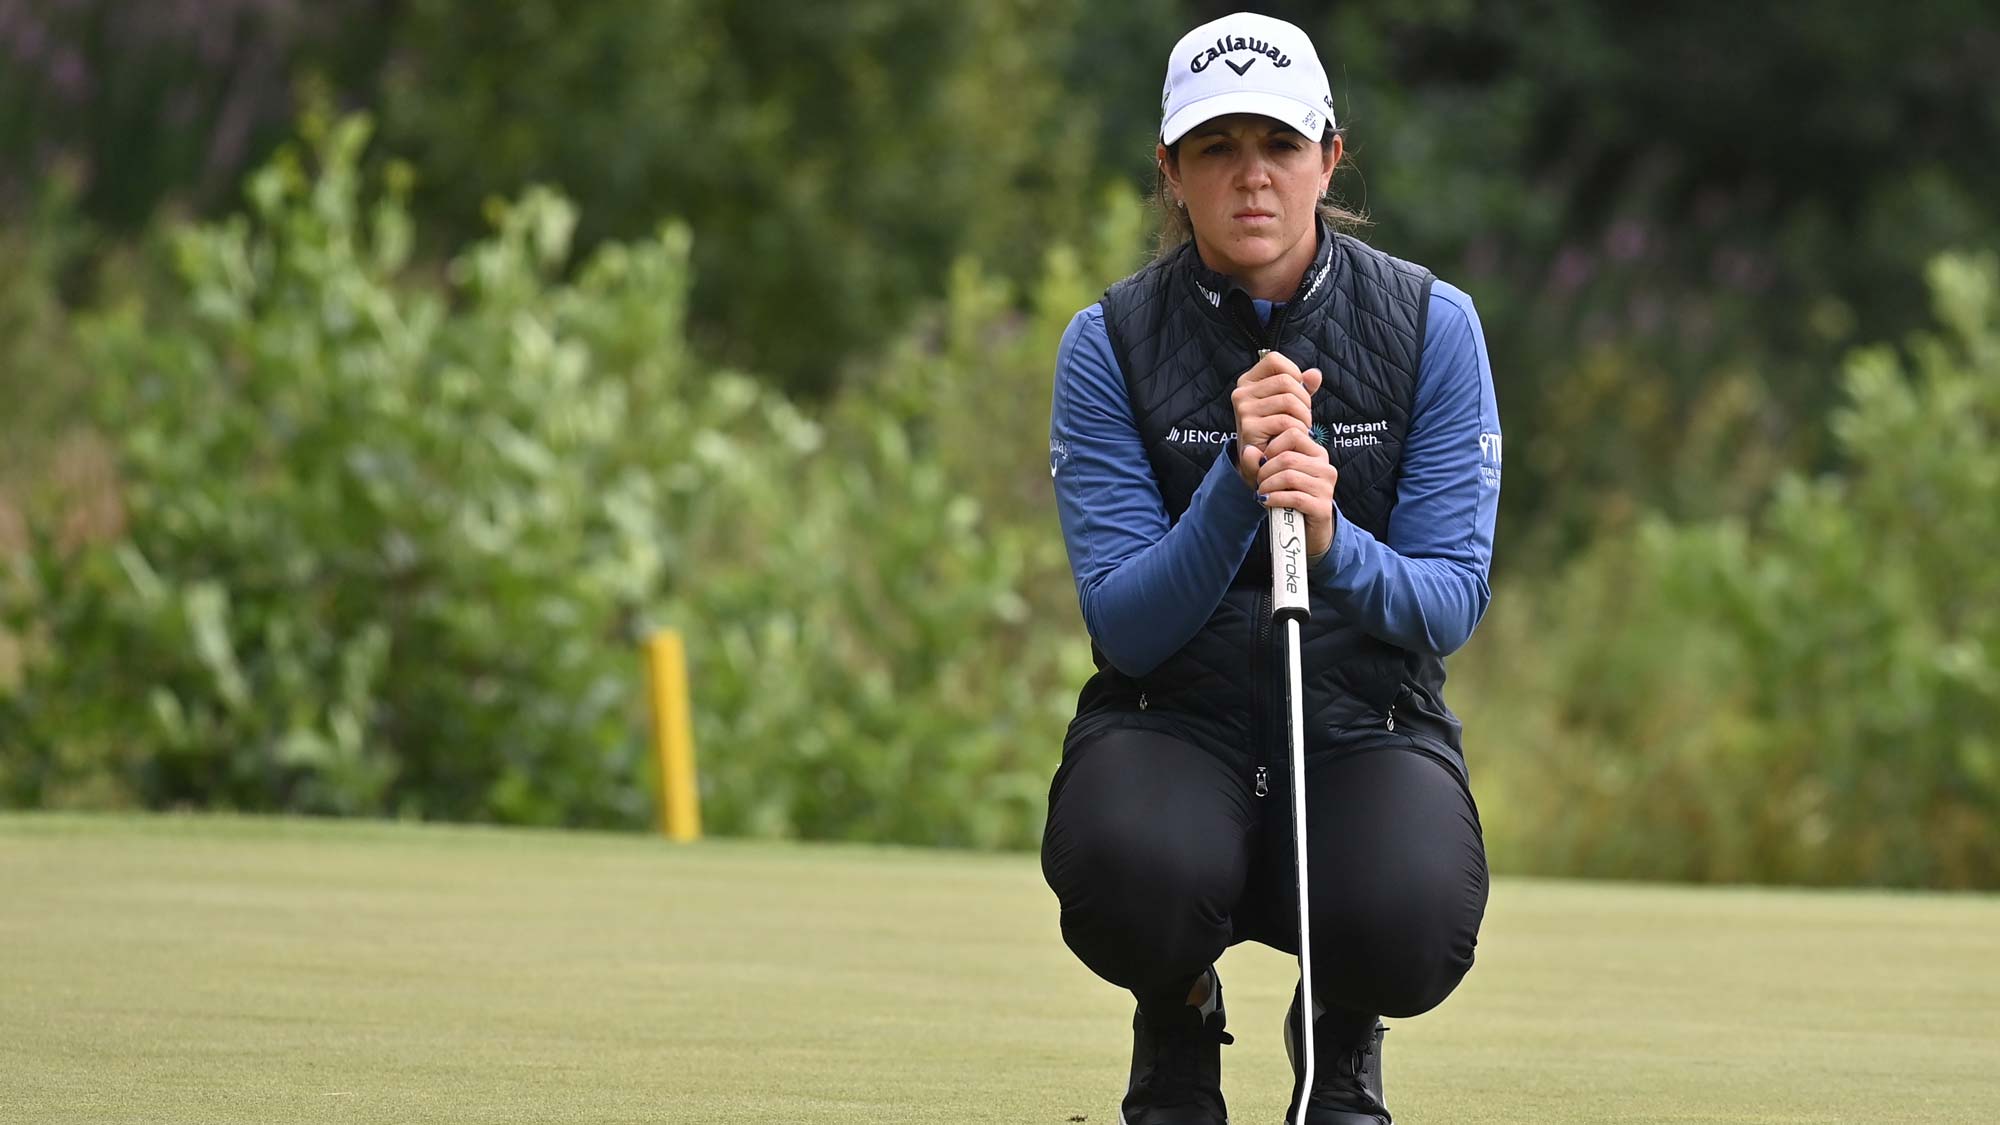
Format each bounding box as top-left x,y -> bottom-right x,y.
1141,1014 -> 1235,1108
1301,1035 -> 1383,1115
1340,1044 -> 1370,1081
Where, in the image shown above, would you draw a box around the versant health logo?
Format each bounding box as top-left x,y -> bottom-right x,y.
1313,420 -> 1389,449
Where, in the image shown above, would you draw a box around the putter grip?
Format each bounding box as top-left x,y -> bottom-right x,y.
1253,347 -> 1313,623
1269,506 -> 1311,621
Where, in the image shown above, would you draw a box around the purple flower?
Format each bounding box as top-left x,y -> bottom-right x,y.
1606,219 -> 1649,262
1549,245 -> 1595,296
49,47 -> 90,101
12,13 -> 45,65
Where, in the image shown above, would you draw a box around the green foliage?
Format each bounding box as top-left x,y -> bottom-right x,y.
1,112 -> 753,824
0,113 -> 1136,848
1459,253 -> 2000,887
368,0 -> 1105,392
7,95 -> 1999,885
0,171 -> 96,506
10,0 -> 2000,553
677,200 -> 1143,846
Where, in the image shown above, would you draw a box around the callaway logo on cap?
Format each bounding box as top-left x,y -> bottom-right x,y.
1160,12 -> 1334,145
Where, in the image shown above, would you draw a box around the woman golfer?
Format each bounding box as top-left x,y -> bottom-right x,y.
1042,12 -> 1499,1125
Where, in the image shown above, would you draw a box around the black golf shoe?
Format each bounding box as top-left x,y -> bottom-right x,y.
1120,966 -> 1233,1125
1282,984 -> 1390,1124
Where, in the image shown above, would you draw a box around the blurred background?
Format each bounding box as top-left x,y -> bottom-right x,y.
1,0 -> 1995,889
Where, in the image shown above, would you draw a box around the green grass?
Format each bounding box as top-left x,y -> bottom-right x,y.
2,815 -> 1996,1123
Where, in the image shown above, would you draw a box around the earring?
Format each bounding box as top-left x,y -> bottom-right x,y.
1177,198 -> 1188,209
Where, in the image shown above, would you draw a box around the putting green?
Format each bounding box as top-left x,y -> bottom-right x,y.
2,814 -> 1995,1123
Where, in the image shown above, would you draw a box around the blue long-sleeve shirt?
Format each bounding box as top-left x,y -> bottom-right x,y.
1049,280 -> 1501,678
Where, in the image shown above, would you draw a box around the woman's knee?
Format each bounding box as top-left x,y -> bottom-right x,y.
1303,749 -> 1489,1016
1047,804 -> 1243,929
1041,749 -> 1249,991
1048,828 -> 1241,992
1308,851 -> 1489,1017
1314,914 -> 1476,1017
1040,730 -> 1250,929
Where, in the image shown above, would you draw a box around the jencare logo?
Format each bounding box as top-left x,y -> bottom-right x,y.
1189,35 -> 1292,75
1168,427 -> 1235,445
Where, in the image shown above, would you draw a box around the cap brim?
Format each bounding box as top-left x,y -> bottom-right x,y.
1161,91 -> 1329,146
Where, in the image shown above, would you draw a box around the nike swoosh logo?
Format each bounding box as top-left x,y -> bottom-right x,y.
1225,58 -> 1256,76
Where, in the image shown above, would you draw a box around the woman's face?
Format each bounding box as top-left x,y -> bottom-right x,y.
1159,114 -> 1340,285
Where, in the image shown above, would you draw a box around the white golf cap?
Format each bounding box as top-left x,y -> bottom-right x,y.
1159,12 -> 1333,146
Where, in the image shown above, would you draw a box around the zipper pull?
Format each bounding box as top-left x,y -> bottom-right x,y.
1385,705 -> 1396,732
1254,767 -> 1269,797
1138,692 -> 1149,711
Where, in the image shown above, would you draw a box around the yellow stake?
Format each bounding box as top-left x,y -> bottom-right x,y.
647,629 -> 702,842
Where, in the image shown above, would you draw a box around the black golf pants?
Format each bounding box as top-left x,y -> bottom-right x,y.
1040,727 -> 1488,1048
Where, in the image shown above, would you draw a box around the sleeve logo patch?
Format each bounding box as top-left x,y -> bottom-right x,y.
1479,432 -> 1503,488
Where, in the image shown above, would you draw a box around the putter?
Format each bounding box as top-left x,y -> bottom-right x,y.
1269,500 -> 1314,1122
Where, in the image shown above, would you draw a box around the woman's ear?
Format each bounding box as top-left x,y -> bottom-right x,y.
1157,142 -> 1181,201
1321,133 -> 1344,192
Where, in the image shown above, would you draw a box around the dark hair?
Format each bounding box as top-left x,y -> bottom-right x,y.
1153,126 -> 1367,258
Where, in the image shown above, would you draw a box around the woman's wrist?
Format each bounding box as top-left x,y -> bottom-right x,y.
1308,507 -> 1342,569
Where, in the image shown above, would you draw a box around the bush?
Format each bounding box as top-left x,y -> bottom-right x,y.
674,202 -> 1144,845
0,111 -> 788,824
0,111 -> 1131,847
1460,252 -> 2000,888
14,101 -> 1992,884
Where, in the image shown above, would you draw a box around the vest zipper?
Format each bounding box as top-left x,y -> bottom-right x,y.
1223,276 -> 1302,353
1264,291 -> 1298,350
1253,587 -> 1273,797
1225,273 -> 1307,801
1386,684 -> 1412,732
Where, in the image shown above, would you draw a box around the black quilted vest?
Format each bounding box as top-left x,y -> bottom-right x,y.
1064,225 -> 1467,783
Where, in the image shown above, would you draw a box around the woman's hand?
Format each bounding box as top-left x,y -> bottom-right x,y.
1231,352 -> 1322,490
1256,426 -> 1339,562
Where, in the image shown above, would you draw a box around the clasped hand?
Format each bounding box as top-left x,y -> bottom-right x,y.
1230,351 -> 1337,561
